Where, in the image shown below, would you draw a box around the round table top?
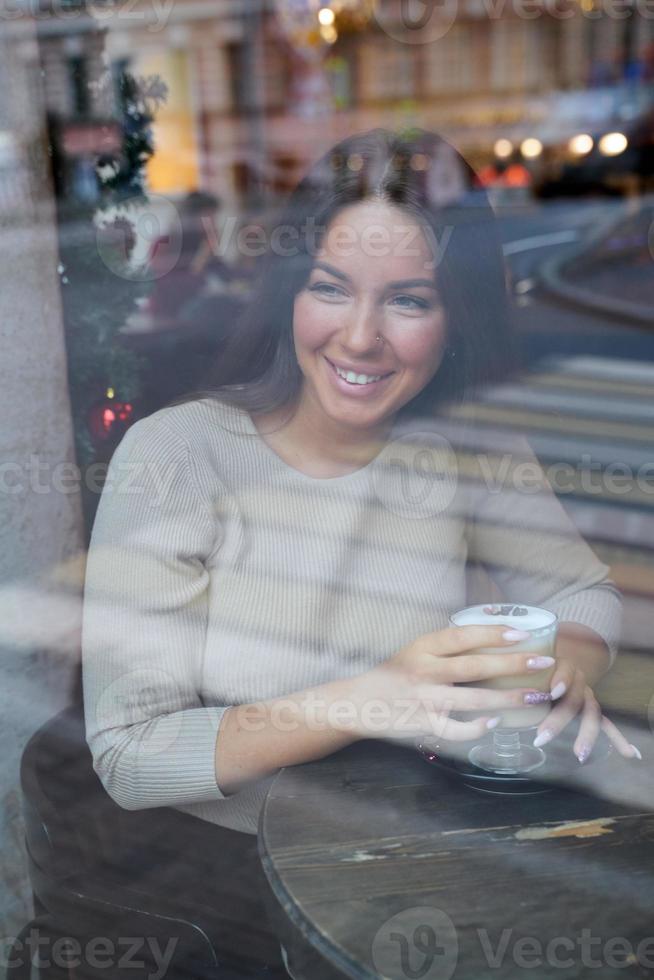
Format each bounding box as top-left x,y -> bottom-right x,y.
259,735 -> 654,980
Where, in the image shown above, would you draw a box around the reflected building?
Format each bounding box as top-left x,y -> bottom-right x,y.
11,0 -> 654,208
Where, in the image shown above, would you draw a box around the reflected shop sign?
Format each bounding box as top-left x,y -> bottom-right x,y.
61,122 -> 122,157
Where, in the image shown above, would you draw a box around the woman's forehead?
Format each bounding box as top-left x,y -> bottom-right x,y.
314,202 -> 438,280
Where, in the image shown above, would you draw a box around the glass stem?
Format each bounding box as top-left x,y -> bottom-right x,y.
493,730 -> 522,759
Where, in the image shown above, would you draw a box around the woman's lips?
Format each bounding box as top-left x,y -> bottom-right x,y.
325,357 -> 394,379
324,357 -> 395,397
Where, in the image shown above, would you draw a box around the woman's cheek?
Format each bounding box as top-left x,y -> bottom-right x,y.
293,293 -> 341,348
386,313 -> 446,368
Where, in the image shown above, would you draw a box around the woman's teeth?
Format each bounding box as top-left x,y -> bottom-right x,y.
335,366 -> 385,385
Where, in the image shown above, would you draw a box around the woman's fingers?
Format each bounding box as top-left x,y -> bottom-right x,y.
600,714 -> 643,760
419,682 -> 552,713
428,625 -> 532,658
547,659 -> 576,702
439,650 -> 555,684
533,667 -> 587,748
571,687 -> 603,763
383,703 -> 500,743
532,673 -> 644,763
573,696 -> 643,763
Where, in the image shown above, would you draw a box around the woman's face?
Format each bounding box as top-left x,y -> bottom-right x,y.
292,199 -> 447,434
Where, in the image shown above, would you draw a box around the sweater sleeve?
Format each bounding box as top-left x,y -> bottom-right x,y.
82,413 -> 230,810
464,433 -> 622,666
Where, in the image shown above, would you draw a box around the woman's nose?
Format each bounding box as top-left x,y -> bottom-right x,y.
340,301 -> 380,353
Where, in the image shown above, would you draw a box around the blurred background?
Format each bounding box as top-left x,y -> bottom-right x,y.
1,0 -> 653,943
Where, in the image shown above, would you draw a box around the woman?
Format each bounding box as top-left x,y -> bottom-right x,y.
82,129 -> 634,977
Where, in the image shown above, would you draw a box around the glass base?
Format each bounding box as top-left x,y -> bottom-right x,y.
468,728 -> 546,775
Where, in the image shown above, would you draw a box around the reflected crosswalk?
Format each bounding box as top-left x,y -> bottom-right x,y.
446,355 -> 654,663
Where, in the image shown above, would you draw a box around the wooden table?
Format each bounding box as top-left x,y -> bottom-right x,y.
259,734 -> 654,980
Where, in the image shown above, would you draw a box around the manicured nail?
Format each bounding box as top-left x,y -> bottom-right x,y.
503,629 -> 531,641
486,716 -> 502,730
550,681 -> 567,701
527,655 -> 555,669
524,691 -> 552,705
533,729 -> 553,748
629,744 -> 642,760
576,745 -> 591,764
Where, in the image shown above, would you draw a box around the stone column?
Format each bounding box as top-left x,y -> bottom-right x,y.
0,13 -> 85,943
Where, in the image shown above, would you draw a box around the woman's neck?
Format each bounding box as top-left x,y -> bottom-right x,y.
250,396 -> 394,479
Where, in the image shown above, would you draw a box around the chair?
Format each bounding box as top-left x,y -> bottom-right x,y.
11,704 -> 290,979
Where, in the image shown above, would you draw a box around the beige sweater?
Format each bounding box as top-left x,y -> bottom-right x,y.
82,397 -> 621,835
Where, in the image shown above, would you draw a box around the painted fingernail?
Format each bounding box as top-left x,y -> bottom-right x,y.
533,729 -> 553,748
629,744 -> 643,760
524,691 -> 552,705
503,629 -> 531,641
527,655 -> 555,669
576,745 -> 591,764
550,681 -> 567,701
486,716 -> 502,730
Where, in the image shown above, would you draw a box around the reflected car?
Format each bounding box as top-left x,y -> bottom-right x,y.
494,85 -> 654,197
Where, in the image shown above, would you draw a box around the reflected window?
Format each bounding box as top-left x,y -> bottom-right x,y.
359,35 -> 415,101
67,55 -> 89,118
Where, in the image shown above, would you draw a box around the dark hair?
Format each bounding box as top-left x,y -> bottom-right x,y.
172,127 -> 517,422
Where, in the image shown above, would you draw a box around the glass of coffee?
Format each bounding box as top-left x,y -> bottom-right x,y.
449,603 -> 558,774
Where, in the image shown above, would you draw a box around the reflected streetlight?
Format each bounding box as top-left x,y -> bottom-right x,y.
494,138 -> 513,159
568,133 -> 594,156
598,132 -> 628,157
520,138 -> 543,160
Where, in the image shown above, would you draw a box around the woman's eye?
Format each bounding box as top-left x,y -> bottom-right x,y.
309,282 -> 346,299
390,294 -> 430,311
307,284 -> 435,310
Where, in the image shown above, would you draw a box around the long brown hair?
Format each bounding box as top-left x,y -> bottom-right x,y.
171,127 -> 516,422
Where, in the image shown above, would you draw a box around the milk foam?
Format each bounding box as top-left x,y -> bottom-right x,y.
451,604 -> 556,631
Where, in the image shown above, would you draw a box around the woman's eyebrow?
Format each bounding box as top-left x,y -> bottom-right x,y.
312,261 -> 437,290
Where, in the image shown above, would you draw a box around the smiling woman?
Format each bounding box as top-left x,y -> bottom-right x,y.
81,128 -> 627,978
291,201 -> 447,454
257,197 -> 450,477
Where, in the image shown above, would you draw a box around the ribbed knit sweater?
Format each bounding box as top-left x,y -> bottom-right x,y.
82,396 -> 621,835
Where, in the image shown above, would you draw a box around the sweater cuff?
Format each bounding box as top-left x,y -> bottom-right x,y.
549,585 -> 622,669
99,706 -> 230,810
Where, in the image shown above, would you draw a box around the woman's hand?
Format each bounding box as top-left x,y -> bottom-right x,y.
533,658 -> 643,763
351,624 -> 558,744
